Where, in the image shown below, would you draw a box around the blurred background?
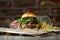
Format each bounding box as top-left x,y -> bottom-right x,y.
0,0 -> 60,40
0,0 -> 60,28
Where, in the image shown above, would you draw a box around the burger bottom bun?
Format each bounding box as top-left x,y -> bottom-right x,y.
22,28 -> 38,30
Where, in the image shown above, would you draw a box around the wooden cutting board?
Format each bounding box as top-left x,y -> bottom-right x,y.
0,28 -> 60,35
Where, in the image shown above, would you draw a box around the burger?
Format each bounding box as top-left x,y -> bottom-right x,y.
18,11 -> 41,30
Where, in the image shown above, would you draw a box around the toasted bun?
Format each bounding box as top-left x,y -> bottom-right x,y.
22,28 -> 38,30
21,11 -> 37,18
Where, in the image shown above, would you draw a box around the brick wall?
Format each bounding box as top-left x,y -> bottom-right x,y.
0,0 -> 60,27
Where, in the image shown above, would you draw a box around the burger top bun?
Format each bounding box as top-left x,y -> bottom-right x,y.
21,10 -> 37,18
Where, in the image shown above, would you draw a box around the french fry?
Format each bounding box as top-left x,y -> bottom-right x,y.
39,21 -> 57,30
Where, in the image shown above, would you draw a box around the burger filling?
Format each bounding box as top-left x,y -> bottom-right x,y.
18,17 -> 40,29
